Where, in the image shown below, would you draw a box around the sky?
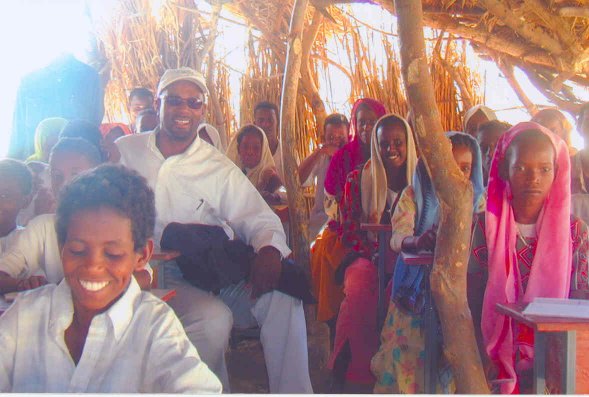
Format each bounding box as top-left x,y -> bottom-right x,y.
0,1 -> 587,157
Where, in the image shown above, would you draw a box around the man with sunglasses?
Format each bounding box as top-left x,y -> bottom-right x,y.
115,67 -> 312,393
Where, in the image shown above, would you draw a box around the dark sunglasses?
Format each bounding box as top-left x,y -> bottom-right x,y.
162,95 -> 204,110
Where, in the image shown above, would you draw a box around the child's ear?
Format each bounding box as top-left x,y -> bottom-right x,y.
135,239 -> 154,271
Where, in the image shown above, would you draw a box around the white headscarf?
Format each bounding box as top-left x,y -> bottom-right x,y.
463,105 -> 497,133
226,124 -> 277,190
360,114 -> 418,223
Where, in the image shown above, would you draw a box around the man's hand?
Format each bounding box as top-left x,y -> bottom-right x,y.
250,246 -> 282,299
17,275 -> 48,291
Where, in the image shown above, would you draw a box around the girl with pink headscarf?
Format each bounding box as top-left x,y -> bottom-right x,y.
311,98 -> 387,325
467,122 -> 589,393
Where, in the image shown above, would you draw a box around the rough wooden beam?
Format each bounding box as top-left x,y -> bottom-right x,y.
495,57 -> 537,115
394,0 -> 489,393
280,0 -> 311,270
478,0 -> 565,56
300,8 -> 328,135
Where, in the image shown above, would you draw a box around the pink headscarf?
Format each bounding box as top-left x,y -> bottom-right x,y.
324,98 -> 387,197
482,121 -> 572,394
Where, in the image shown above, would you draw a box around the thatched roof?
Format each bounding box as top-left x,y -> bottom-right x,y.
219,0 -> 589,113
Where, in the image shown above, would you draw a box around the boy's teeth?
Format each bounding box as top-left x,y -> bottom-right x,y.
80,280 -> 109,292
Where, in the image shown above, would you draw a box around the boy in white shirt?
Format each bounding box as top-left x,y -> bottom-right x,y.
0,159 -> 33,255
0,164 -> 221,393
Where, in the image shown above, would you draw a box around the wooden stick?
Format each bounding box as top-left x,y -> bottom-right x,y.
280,0 -> 311,271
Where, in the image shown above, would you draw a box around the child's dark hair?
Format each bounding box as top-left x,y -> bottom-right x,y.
376,115 -> 407,135
129,87 -> 154,103
254,101 -> 279,115
449,133 -> 476,158
324,113 -> 349,133
55,164 -> 155,251
137,108 -> 157,117
236,125 -> 264,147
49,138 -> 103,168
477,120 -> 511,136
0,159 -> 33,196
59,119 -> 103,155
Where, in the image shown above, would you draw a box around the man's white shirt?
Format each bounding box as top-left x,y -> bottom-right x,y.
116,130 -> 290,257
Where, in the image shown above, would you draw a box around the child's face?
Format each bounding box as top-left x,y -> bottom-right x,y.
238,133 -> 263,169
50,152 -> 95,197
324,123 -> 348,149
452,144 -> 473,179
378,122 -> 407,170
356,108 -> 378,146
506,138 -> 555,208
61,207 -> 151,314
0,179 -> 28,228
465,110 -> 489,137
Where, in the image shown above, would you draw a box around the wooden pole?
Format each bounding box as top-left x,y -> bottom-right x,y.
280,0 -> 310,271
394,0 -> 490,393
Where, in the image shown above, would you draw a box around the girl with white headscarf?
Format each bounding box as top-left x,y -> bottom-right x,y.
226,124 -> 283,204
327,114 -> 417,388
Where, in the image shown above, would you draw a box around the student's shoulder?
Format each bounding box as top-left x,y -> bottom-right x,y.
25,213 -> 56,231
133,292 -> 186,335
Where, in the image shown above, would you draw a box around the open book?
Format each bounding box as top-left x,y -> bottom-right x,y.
400,250 -> 434,266
522,297 -> 589,319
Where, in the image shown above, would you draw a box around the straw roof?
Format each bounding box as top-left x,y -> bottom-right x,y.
90,0 -> 588,153
223,0 -> 589,113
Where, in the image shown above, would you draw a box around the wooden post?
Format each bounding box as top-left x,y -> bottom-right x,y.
280,0 -> 310,271
394,1 -> 490,393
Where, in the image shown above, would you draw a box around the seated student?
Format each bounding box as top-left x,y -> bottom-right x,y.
128,87 -> 154,134
18,118 -> 68,226
298,113 -> 349,238
26,117 -> 68,163
0,160 -> 33,255
372,132 -> 485,394
467,122 -> 589,394
226,124 -> 284,204
135,108 -> 158,133
463,104 -> 497,137
99,124 -> 131,162
0,138 -> 151,292
311,98 -> 386,325
532,107 -> 575,155
571,102 -> 589,223
328,114 -> 417,390
476,120 -> 511,186
0,164 -> 222,393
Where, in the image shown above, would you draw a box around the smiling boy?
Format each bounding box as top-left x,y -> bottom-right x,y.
0,164 -> 221,393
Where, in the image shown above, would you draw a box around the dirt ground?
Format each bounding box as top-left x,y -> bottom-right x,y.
225,308 -> 373,394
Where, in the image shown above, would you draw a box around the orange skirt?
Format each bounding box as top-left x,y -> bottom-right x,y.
310,227 -> 348,322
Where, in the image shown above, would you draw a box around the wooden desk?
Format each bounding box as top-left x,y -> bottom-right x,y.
360,223 -> 390,328
496,303 -> 589,394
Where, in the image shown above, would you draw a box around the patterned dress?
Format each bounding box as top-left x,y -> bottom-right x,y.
467,213 -> 589,393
